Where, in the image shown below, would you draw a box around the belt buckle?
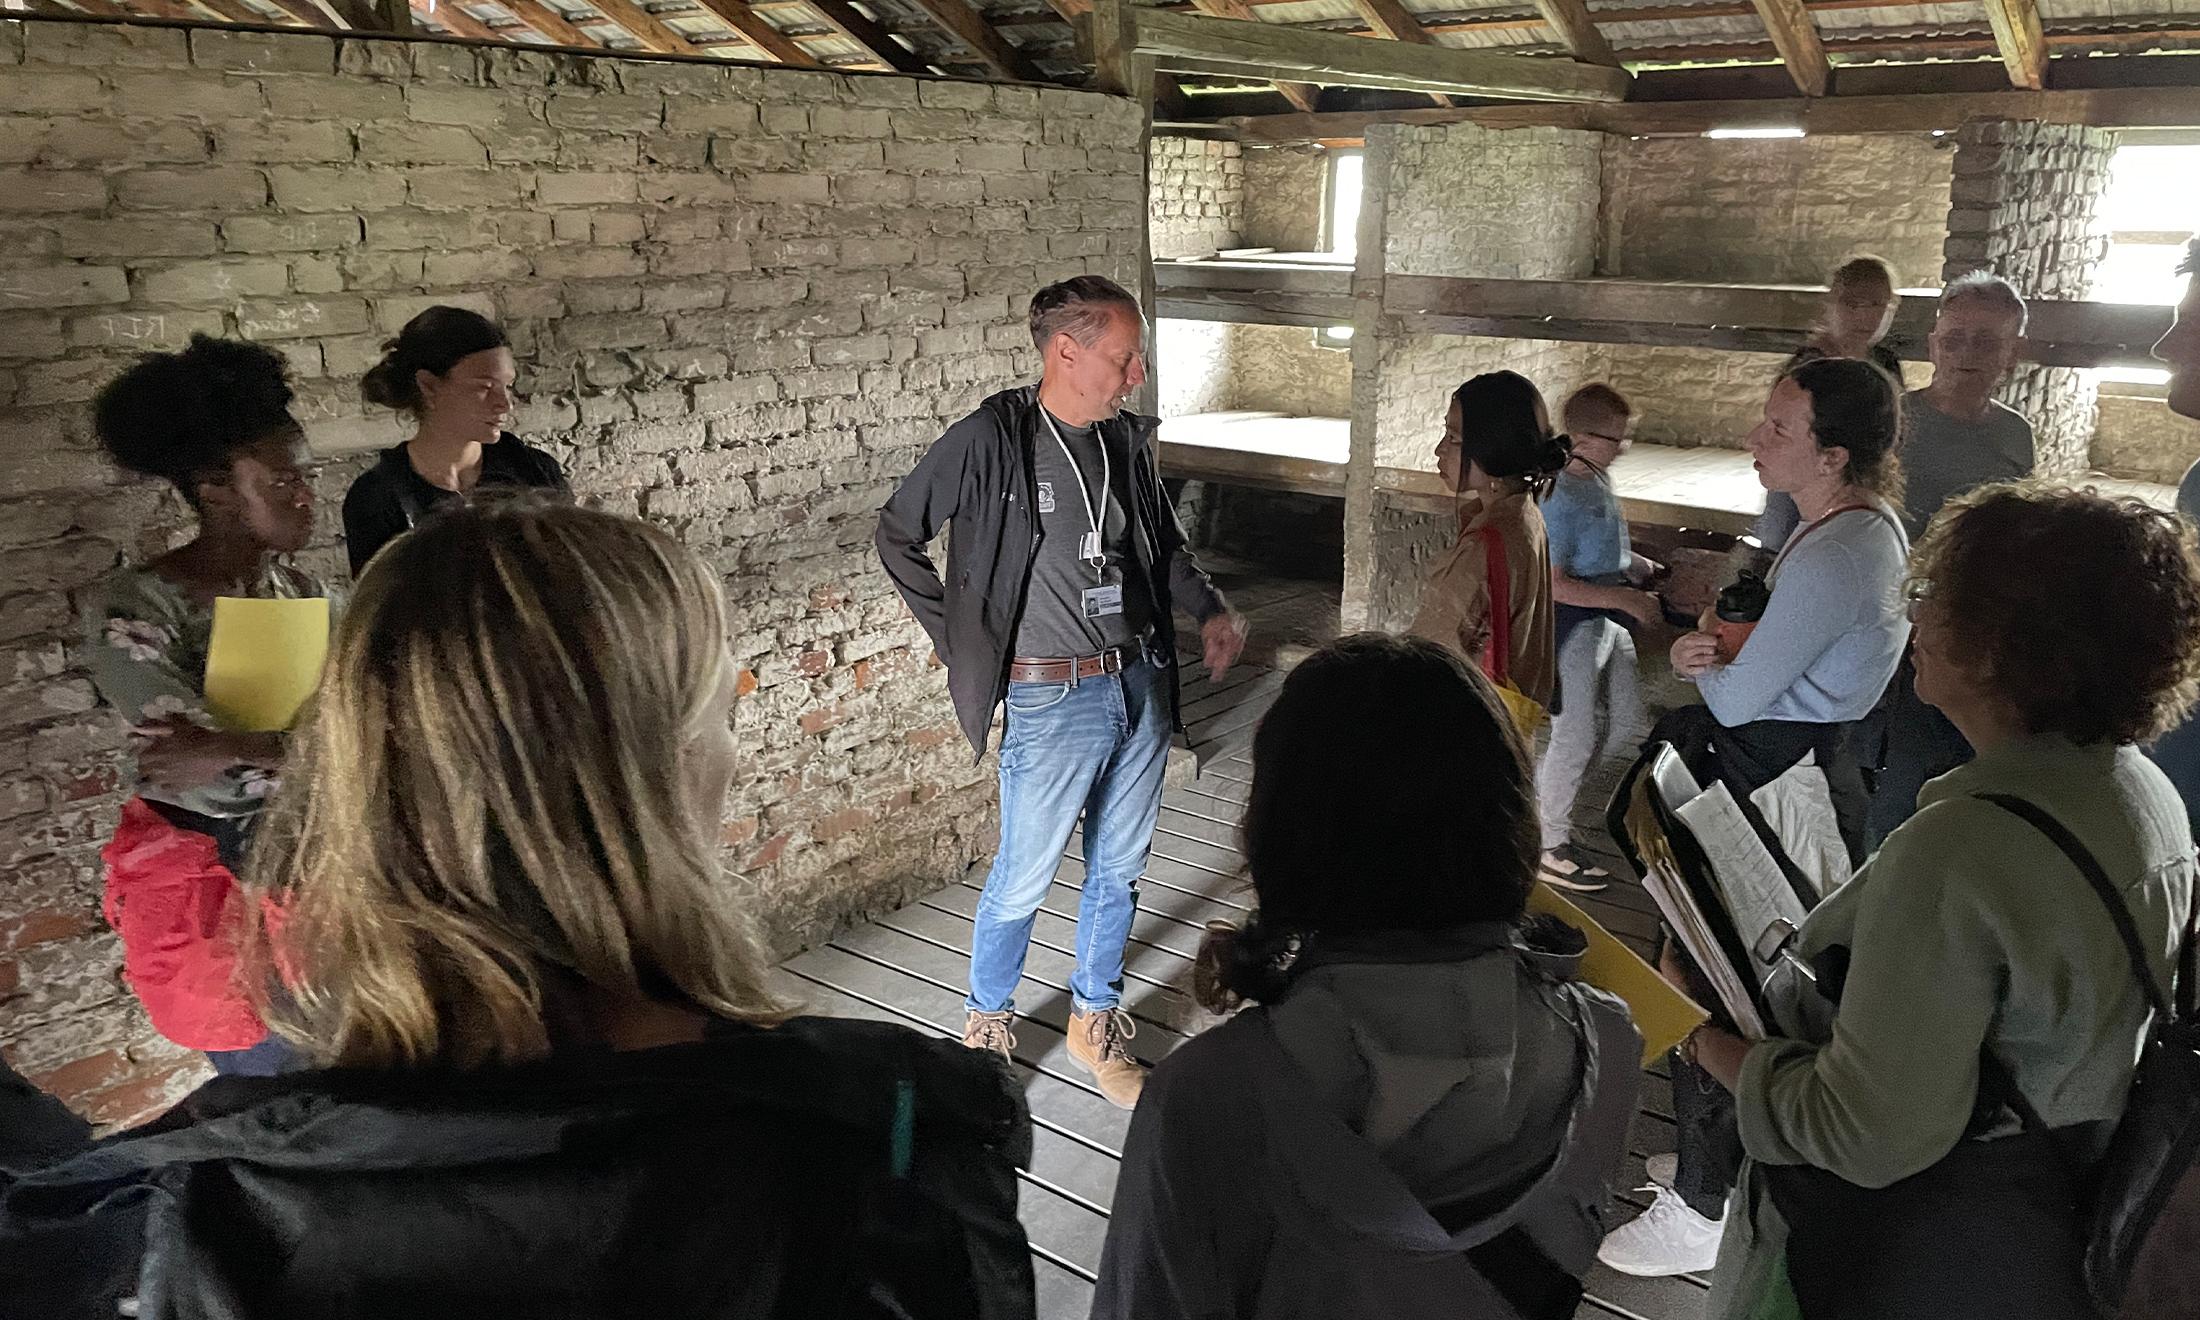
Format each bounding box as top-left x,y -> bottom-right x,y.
1100,648 -> 1124,676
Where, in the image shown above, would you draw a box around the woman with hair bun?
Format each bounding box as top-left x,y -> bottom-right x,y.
342,305 -> 567,576
1410,370 -> 1573,715
1094,633 -> 1639,1320
81,334 -> 328,1076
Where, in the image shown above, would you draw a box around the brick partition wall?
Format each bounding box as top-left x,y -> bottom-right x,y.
0,18 -> 1143,1125
1148,134 -> 1243,260
1943,120 -> 2115,476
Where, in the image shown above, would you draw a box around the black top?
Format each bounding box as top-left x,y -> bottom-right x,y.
341,434 -> 569,576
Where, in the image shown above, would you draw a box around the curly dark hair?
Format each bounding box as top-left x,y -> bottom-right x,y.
1783,355 -> 1905,504
1912,482 -> 2200,745
361,305 -> 509,416
93,334 -> 297,499
1192,632 -> 1539,1013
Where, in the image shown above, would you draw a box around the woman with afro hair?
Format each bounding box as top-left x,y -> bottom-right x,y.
80,334 -> 329,1076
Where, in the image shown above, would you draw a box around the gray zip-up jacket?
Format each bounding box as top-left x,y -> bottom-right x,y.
875,385 -> 1228,759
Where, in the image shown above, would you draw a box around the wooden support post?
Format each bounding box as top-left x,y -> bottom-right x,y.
499,0 -> 594,44
1746,0 -> 1831,96
807,0 -> 933,72
1341,126 -> 1391,634
588,0 -> 701,51
902,0 -> 1046,80
1983,0 -> 2048,89
375,0 -> 415,31
1091,0 -> 1138,95
1527,0 -> 1621,66
691,0 -> 823,63
1187,0 -> 1319,111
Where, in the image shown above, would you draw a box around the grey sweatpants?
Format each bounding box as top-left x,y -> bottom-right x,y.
1535,616 -> 1647,850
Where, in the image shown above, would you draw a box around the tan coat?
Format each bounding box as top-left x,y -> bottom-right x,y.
1409,486 -> 1556,708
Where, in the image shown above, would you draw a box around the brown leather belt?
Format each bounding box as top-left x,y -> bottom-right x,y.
1008,645 -> 1134,684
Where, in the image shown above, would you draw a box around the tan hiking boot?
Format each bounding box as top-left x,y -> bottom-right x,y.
963,1009 -> 1017,1061
1067,1008 -> 1146,1109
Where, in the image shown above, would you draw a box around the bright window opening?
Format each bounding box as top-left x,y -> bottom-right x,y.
1325,150 -> 1365,260
2084,144 -> 2200,386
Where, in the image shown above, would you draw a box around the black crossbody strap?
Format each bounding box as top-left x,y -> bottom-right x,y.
1976,793 -> 2174,1021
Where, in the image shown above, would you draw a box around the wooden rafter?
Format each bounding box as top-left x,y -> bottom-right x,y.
193,0 -> 269,22
497,0 -> 595,42
901,0 -> 1045,80
588,0 -> 703,51
1342,0 -> 1457,106
691,0 -> 821,61
1527,0 -> 1621,65
805,0 -> 933,71
260,0 -> 348,25
1188,0 -> 1320,112
1983,0 -> 2049,87
415,0 -> 501,37
1746,0 -> 1830,95
1134,6 -> 1630,101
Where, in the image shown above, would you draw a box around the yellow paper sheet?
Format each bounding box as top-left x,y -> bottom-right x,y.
1528,882 -> 1709,1069
203,596 -> 331,733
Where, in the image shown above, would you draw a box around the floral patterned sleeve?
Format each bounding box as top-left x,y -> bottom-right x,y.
81,571 -> 210,730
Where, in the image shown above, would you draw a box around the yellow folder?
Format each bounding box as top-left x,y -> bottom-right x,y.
203,596 -> 331,733
1528,882 -> 1709,1069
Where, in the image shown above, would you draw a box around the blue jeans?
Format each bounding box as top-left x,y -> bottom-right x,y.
206,1031 -> 299,1077
967,651 -> 1172,1016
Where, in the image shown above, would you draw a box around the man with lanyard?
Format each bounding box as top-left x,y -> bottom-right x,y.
876,275 -> 1246,1108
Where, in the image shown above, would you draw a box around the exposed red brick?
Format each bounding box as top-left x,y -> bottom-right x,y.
30,1047 -> 133,1101
811,807 -> 872,842
0,905 -> 100,953
0,960 -> 19,997
852,659 -> 873,690
747,831 -> 792,869
808,586 -> 847,610
734,668 -> 758,697
79,1058 -> 208,1130
797,702 -> 845,736
797,650 -> 829,677
904,725 -> 956,751
720,814 -> 759,847
61,764 -> 125,802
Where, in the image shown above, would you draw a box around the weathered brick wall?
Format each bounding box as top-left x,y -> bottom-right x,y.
2093,391 -> 2200,484
1149,134 -> 1242,260
1155,317 -> 1231,417
1577,344 -> 1928,451
1375,123 -> 1600,471
1944,120 -> 2115,476
1601,134 -> 1953,286
1242,144 -> 1325,253
1223,324 -> 1350,417
0,19 -> 1143,1126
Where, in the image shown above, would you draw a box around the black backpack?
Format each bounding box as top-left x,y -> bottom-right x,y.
1978,795 -> 2200,1315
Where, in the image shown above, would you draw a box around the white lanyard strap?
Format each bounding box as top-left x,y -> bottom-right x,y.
1040,408 -> 1109,577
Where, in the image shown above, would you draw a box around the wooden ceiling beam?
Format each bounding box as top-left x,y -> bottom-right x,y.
586,0 -> 703,51
1527,0 -> 1621,65
413,0 -> 502,38
1187,0 -> 1321,113
260,0 -> 348,25
902,0 -> 1046,79
806,0 -> 933,71
689,0 -> 821,61
1342,0 -> 1458,106
1223,84 -> 2200,142
499,0 -> 596,43
1983,0 -> 2049,87
193,0 -> 271,22
1745,0 -> 1830,95
1135,5 -> 1630,101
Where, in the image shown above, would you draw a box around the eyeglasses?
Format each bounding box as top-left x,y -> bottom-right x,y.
1902,577 -> 1933,621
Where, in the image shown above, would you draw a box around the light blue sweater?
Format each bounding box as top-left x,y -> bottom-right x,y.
1696,501 -> 1910,726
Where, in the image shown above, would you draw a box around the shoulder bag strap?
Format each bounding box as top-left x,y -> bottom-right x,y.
1479,525 -> 1512,686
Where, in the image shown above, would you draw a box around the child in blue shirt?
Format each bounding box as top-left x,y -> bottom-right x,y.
1536,384 -> 1662,888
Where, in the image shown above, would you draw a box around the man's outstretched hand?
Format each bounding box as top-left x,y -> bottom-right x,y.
1201,610 -> 1247,681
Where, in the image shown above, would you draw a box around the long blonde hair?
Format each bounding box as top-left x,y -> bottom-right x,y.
244,498 -> 792,1069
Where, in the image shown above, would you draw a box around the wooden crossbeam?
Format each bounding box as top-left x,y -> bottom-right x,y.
1188,0 -> 1320,112
691,0 -> 821,61
1134,5 -> 1630,101
494,0 -> 595,42
1221,85 -> 2200,142
194,0 -> 268,21
262,0 -> 347,25
1527,0 -> 1621,65
1746,0 -> 1831,95
1983,0 -> 2049,88
902,0 -> 1045,80
805,0 -> 932,71
587,0 -> 702,50
1342,0 -> 1457,106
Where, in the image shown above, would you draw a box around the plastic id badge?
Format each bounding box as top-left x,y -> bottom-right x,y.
1081,584 -> 1124,618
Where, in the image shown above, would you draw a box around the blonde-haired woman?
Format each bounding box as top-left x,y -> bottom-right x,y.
2,501 -> 1038,1320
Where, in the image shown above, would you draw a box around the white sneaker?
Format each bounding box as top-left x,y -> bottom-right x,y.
1645,1152 -> 1678,1187
1597,1185 -> 1723,1277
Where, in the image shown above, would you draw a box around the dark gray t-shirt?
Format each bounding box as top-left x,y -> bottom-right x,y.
1014,410 -> 1151,658
1900,394 -> 2034,534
